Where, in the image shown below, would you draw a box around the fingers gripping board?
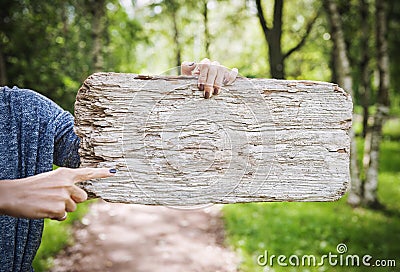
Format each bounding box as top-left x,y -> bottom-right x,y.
74,72 -> 353,206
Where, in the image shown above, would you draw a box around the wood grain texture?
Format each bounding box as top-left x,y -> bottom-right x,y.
74,72 -> 353,205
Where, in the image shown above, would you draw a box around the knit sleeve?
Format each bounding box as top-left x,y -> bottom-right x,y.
52,110 -> 81,168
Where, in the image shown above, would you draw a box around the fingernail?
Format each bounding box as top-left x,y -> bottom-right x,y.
189,62 -> 195,66
109,169 -> 117,174
213,87 -> 219,95
204,91 -> 210,99
199,84 -> 204,91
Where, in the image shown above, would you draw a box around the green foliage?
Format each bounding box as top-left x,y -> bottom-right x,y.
104,1 -> 146,73
388,1 -> 400,112
0,0 -> 144,112
1,1 -> 85,111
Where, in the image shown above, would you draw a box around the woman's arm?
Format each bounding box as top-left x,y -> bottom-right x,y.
0,167 -> 115,221
53,110 -> 81,168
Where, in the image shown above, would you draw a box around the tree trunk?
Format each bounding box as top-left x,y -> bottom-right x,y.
74,73 -> 352,205
0,48 -> 6,85
363,0 -> 390,208
267,32 -> 285,79
359,0 -> 371,139
323,0 -> 362,206
269,0 -> 284,79
256,0 -> 318,79
172,9 -> 181,75
203,0 -> 210,58
360,0 -> 372,203
90,0 -> 106,72
255,0 -> 285,79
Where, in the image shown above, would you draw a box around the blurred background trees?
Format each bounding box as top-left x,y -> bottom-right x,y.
2,0 -> 399,270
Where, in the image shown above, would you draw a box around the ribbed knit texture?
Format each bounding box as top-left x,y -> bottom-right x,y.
0,86 -> 80,272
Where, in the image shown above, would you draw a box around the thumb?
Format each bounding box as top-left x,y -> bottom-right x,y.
71,168 -> 116,183
181,61 -> 197,75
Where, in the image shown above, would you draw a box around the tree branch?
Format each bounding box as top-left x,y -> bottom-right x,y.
283,9 -> 320,60
255,0 -> 270,43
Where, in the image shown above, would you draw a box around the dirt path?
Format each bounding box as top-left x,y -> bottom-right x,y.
51,201 -> 239,272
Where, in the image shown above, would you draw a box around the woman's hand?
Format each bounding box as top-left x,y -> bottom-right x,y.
181,58 -> 238,99
0,167 -> 115,221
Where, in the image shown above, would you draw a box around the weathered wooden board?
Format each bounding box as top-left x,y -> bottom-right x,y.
74,72 -> 353,206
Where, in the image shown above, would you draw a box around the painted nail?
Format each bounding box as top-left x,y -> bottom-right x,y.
199,84 -> 204,91
213,87 -> 219,95
204,91 -> 210,99
109,169 -> 117,174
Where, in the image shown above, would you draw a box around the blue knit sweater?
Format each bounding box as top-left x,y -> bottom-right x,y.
0,86 -> 80,271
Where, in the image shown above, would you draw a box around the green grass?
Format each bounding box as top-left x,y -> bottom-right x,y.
223,200 -> 400,271
223,126 -> 400,271
32,200 -> 93,271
